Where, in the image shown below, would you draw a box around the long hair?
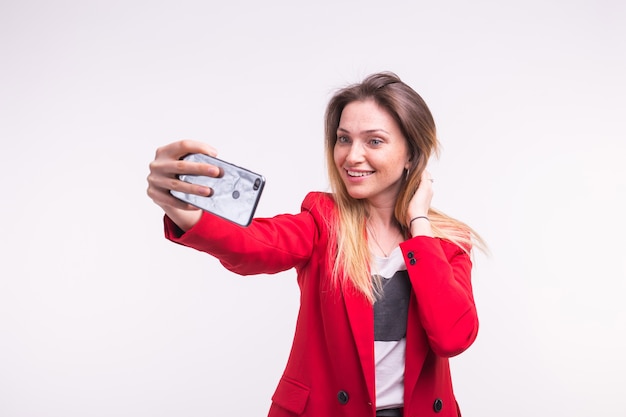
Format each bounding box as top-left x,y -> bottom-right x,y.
324,72 -> 485,303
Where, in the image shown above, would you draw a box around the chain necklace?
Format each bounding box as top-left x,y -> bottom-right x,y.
366,223 -> 402,257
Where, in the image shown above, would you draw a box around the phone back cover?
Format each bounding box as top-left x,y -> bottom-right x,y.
171,154 -> 265,227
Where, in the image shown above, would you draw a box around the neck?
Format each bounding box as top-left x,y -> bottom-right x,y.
365,203 -> 404,258
366,203 -> 397,230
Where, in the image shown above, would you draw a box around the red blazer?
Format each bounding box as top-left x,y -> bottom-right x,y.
164,192 -> 478,417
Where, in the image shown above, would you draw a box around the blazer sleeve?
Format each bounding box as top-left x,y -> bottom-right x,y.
399,236 -> 478,358
163,194 -> 323,276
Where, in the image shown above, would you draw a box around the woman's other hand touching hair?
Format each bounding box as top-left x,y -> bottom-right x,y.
407,169 -> 435,237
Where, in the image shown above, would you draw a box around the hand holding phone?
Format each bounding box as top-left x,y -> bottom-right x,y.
170,153 -> 265,227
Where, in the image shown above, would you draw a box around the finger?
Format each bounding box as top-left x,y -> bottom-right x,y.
418,171 -> 435,188
157,192 -> 206,211
173,158 -> 223,178
149,157 -> 222,179
148,172 -> 213,197
154,139 -> 218,161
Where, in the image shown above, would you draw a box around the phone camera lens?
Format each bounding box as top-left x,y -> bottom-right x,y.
232,190 -> 240,199
253,178 -> 261,190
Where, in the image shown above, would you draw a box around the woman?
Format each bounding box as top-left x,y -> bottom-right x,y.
147,72 -> 484,417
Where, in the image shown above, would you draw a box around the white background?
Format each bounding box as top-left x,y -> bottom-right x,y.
1,1 -> 625,416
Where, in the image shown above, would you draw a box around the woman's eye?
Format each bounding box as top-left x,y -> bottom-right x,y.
370,138 -> 382,145
337,136 -> 349,143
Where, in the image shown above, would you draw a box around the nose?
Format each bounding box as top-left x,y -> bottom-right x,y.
345,142 -> 365,164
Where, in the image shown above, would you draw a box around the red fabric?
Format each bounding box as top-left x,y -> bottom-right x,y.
164,192 -> 478,417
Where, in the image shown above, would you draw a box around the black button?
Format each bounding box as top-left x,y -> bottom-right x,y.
409,259 -> 416,265
407,251 -> 414,259
433,398 -> 443,413
337,390 -> 349,405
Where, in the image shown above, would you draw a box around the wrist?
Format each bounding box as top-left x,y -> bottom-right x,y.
165,207 -> 203,232
409,215 -> 429,227
409,215 -> 433,238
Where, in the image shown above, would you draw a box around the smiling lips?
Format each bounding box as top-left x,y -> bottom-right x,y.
347,169 -> 374,178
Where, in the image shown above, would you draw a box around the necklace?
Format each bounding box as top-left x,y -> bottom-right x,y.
366,224 -> 402,257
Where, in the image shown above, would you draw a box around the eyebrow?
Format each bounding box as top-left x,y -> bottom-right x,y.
337,127 -> 390,135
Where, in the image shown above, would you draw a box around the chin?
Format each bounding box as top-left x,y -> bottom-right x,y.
345,189 -> 369,200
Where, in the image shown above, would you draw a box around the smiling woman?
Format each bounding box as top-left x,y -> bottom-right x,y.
334,100 -> 411,205
147,72 -> 486,417
324,73 -> 485,306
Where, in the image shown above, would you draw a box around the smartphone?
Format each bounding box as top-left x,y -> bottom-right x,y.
170,153 -> 265,227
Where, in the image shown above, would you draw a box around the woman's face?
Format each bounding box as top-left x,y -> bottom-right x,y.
333,99 -> 411,207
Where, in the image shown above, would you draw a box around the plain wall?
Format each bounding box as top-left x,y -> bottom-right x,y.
1,0 -> 625,416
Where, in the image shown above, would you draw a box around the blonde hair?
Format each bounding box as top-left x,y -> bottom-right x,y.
324,72 -> 486,303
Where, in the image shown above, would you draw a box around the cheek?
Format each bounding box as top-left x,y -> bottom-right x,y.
384,156 -> 409,179
333,146 -> 343,167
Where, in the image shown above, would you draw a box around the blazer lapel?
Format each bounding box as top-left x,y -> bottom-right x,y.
341,279 -> 376,405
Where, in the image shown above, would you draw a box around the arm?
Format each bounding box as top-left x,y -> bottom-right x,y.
402,168 -> 478,356
400,237 -> 478,357
164,195 -> 321,276
148,140 -> 320,275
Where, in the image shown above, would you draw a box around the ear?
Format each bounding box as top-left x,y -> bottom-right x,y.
404,155 -> 413,171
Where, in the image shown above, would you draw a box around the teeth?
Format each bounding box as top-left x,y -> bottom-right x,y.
347,170 -> 373,177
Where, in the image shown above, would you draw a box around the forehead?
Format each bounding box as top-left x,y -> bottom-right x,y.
338,99 -> 399,131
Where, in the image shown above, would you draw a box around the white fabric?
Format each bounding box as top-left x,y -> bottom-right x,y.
372,247 -> 407,410
375,338 -> 406,409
